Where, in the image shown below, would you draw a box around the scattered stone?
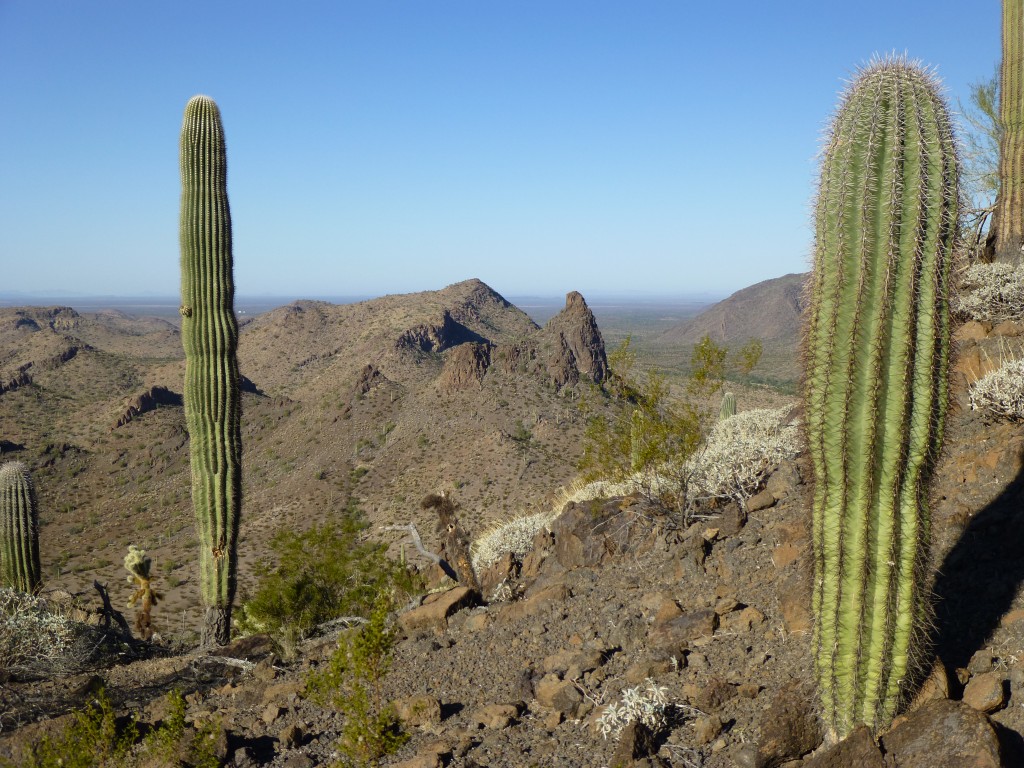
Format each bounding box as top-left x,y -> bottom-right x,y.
685,677 -> 733,713
261,681 -> 304,707
907,661 -> 950,712
766,460 -> 802,499
992,319 -> 1024,336
755,681 -> 821,766
261,704 -> 284,726
954,320 -> 992,342
962,671 -> 1007,713
692,714 -> 723,745
802,726 -> 884,768
625,656 -> 677,684
968,649 -> 996,675
610,720 -> 668,767
399,586 -> 480,633
881,699 -> 1001,767
393,695 -> 443,729
470,703 -> 521,729
534,674 -> 582,716
718,502 -> 747,536
647,610 -> 718,655
746,489 -> 776,512
737,683 -> 760,699
277,723 -> 303,748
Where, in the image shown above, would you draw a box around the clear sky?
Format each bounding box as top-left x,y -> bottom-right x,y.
0,2 -> 1001,301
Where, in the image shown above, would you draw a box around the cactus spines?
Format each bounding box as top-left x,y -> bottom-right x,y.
179,95 -> 242,646
805,58 -> 959,739
0,461 -> 41,594
997,0 -> 1024,260
718,392 -> 736,421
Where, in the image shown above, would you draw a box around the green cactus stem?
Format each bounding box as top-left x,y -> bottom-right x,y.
179,95 -> 242,646
997,0 -> 1024,260
719,392 -> 736,421
805,58 -> 959,739
0,461 -> 41,594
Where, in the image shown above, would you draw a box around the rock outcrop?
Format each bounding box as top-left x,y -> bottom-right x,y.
539,291 -> 608,387
396,310 -> 487,353
438,342 -> 492,392
114,385 -> 183,428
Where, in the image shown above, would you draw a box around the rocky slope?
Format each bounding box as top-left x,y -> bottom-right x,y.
0,280 -> 610,631
2,316 -> 1024,765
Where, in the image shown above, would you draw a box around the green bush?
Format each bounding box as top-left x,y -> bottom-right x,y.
236,501 -> 419,650
306,598 -> 409,767
7,687 -> 221,768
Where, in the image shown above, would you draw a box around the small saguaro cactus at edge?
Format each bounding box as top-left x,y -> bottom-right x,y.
718,392 -> 736,421
996,0 -> 1024,261
805,57 -> 960,740
0,461 -> 41,593
179,94 -> 242,646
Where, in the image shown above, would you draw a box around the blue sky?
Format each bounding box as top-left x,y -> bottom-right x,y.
0,2 -> 1001,300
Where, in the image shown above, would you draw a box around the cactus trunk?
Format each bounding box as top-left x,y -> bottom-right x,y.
997,0 -> 1024,261
805,58 -> 959,739
179,95 -> 242,646
719,392 -> 736,421
0,462 -> 41,594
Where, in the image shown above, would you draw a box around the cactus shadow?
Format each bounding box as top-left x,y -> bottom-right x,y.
930,457 -> 1024,675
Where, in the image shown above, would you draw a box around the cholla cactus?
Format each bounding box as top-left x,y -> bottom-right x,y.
0,462 -> 41,594
124,545 -> 160,640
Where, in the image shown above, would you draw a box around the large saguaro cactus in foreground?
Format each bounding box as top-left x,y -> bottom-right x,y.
997,0 -> 1024,260
179,95 -> 242,646
805,58 -> 959,739
0,461 -> 41,593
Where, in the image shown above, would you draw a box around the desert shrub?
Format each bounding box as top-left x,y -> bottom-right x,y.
0,589 -> 99,678
305,598 -> 409,767
236,501 -> 420,651
970,358 -> 1024,419
470,509 -> 558,573
570,406 -> 800,511
956,263 -> 1024,321
596,678 -> 677,739
7,687 -> 221,768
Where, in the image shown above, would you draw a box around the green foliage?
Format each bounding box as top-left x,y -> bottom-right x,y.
179,94 -> 242,646
735,339 -> 763,377
0,461 -> 41,593
237,501 -> 420,651
806,58 -> 958,739
579,336 -> 728,487
958,64 -> 1001,208
6,687 -> 220,768
306,599 -> 409,767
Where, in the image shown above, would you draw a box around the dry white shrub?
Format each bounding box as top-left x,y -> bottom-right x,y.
0,589 -> 88,676
969,359 -> 1024,420
567,406 -> 800,508
470,407 -> 800,572
956,263 -> 1024,322
470,509 -> 559,573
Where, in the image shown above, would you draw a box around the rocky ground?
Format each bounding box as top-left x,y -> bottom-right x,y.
4,314 -> 1024,766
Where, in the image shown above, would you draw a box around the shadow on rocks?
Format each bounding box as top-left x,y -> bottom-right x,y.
930,451 -> 1024,676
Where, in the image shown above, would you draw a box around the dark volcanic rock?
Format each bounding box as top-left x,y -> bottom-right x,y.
114,385 -> 183,428
540,291 -> 608,386
881,699 -> 1002,767
438,342 -> 492,391
396,310 -> 488,353
802,727 -> 884,768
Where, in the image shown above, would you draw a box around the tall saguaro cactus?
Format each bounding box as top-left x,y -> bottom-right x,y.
805,58 -> 959,739
179,95 -> 242,646
0,461 -> 41,594
997,0 -> 1024,260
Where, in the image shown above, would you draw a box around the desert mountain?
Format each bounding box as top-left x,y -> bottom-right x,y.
658,273 -> 807,346
655,273 -> 807,386
0,280 -> 610,622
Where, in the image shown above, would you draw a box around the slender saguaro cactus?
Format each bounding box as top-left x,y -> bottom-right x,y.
997,0 -> 1024,260
805,58 -> 959,739
0,461 -> 41,593
179,95 -> 242,646
718,392 -> 736,421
